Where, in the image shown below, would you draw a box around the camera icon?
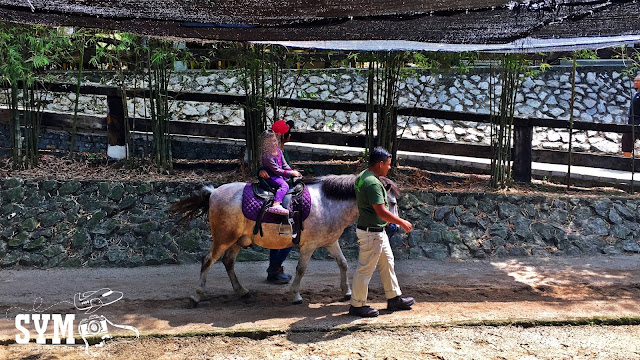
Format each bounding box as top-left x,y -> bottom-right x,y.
78,314 -> 139,356
78,315 -> 110,339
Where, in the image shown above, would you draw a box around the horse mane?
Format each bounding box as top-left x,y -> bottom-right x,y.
307,174 -> 401,200
304,174 -> 356,200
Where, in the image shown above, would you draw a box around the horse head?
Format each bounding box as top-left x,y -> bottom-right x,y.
380,176 -> 401,217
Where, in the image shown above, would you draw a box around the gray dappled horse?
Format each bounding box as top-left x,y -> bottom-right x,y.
170,174 -> 401,306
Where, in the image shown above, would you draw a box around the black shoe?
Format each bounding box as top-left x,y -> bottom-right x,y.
266,266 -> 292,284
387,296 -> 415,311
348,305 -> 379,317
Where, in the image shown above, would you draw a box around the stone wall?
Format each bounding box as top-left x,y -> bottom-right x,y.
1,65 -> 636,155
397,191 -> 640,259
1,178 -> 639,269
0,124 -> 245,160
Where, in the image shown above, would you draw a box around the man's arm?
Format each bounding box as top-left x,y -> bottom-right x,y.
633,93 -> 640,125
372,204 -> 412,233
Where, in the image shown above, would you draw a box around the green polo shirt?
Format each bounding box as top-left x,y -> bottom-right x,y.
355,169 -> 388,228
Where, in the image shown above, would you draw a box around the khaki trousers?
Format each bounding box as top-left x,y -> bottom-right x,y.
350,229 -> 402,307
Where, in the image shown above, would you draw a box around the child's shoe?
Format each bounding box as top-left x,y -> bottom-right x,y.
268,205 -> 289,215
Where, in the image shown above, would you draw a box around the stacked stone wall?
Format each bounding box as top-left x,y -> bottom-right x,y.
1,178 -> 639,269
1,66 -> 637,155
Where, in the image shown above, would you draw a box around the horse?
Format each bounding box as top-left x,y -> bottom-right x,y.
169,174 -> 401,306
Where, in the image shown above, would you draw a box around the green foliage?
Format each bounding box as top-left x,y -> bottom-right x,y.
574,49 -> 598,60
145,38 -> 193,173
237,44 -> 270,173
615,46 -> 640,78
0,23 -> 71,168
297,91 -> 318,99
408,51 -> 477,74
558,49 -> 599,64
89,31 -> 140,69
0,25 -> 69,84
489,53 -> 530,189
67,28 -> 100,158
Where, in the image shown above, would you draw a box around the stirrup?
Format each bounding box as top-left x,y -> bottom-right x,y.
278,218 -> 296,238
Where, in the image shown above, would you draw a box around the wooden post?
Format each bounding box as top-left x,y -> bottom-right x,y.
513,124 -> 532,183
106,94 -> 127,159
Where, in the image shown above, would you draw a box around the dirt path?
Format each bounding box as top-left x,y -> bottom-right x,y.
2,255 -> 640,359
3,325 -> 640,360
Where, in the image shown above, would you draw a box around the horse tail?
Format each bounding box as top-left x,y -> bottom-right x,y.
168,185 -> 215,225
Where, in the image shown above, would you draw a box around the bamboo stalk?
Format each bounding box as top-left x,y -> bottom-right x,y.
632,75 -> 636,194
11,83 -> 21,169
366,61 -> 375,156
566,53 -> 577,190
490,54 -> 521,188
23,82 -> 31,168
489,61 -> 496,186
69,43 -> 84,159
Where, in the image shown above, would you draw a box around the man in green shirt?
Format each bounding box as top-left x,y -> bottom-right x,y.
349,147 -> 414,317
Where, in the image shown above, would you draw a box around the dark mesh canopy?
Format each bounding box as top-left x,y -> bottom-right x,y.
0,0 -> 639,46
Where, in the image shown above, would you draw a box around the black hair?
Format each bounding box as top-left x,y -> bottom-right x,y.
284,120 -> 295,138
282,120 -> 295,141
368,147 -> 391,166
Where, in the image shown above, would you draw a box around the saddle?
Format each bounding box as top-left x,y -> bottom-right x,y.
246,177 -> 308,245
252,177 -> 306,201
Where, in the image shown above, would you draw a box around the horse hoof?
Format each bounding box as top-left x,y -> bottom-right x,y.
290,293 -> 303,304
241,292 -> 252,299
342,294 -> 351,301
188,296 -> 200,308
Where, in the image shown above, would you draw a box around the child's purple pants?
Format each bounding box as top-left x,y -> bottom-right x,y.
268,176 -> 289,203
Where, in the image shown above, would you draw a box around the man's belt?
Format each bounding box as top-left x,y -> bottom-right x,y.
357,225 -> 384,232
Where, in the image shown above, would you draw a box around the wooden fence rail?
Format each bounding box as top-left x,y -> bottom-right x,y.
2,82 -> 640,182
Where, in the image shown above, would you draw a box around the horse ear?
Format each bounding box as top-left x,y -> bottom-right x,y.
380,176 -> 401,198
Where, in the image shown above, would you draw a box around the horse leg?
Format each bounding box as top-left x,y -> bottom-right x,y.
190,243 -> 228,307
288,245 -> 316,304
325,241 -> 352,300
221,244 -> 250,297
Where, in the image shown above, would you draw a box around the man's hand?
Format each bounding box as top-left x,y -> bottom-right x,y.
372,204 -> 412,233
399,219 -> 413,233
258,169 -> 269,179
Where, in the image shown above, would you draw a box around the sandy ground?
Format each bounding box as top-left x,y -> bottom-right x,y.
2,255 -> 640,359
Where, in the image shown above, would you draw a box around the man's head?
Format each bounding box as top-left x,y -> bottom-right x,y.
283,120 -> 295,143
634,75 -> 640,91
368,147 -> 392,177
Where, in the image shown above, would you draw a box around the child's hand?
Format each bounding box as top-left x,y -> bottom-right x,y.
290,170 -> 302,178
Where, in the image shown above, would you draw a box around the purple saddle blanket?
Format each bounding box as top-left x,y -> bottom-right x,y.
241,183 -> 312,223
